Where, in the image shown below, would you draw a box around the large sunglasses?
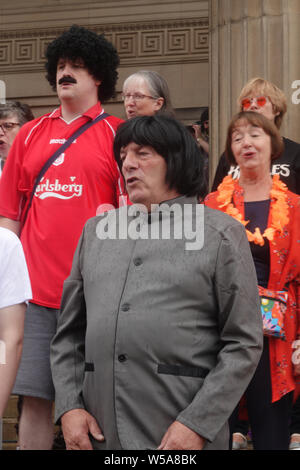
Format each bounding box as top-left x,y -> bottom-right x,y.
241,96 -> 267,110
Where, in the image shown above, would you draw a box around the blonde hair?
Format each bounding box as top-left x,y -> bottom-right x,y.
238,78 -> 287,129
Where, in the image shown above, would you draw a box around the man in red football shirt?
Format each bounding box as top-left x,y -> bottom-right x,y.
0,25 -> 125,449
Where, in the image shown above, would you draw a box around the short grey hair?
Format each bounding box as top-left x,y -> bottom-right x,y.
0,101 -> 34,126
123,70 -> 175,117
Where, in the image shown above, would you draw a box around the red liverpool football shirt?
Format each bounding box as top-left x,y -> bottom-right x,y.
0,102 -> 126,308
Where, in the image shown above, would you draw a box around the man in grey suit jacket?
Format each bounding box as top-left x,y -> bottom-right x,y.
51,115 -> 263,450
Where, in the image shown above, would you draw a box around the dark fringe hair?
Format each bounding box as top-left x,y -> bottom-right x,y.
114,115 -> 207,199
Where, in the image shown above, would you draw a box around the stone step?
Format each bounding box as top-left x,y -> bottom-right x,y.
1,395 -> 63,450
2,418 -> 18,441
3,395 -> 19,418
2,395 -> 19,450
2,442 -> 18,451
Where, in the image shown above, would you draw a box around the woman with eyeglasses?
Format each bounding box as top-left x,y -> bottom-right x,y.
212,78 -> 300,195
0,101 -> 34,174
122,70 -> 175,120
205,111 -> 300,450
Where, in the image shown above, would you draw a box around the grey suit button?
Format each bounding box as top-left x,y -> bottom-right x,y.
133,258 -> 142,266
118,354 -> 127,362
121,303 -> 130,312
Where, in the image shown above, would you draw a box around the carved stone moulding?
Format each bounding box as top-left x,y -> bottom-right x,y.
0,18 -> 208,73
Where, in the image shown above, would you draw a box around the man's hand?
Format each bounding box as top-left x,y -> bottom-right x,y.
157,421 -> 205,450
61,408 -> 104,450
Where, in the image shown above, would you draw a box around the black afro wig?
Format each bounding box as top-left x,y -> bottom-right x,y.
45,25 -> 120,103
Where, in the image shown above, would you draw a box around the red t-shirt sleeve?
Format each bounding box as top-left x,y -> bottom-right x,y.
0,127 -> 30,221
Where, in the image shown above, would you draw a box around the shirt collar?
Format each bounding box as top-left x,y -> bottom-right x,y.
158,195 -> 198,210
129,195 -> 198,220
50,101 -> 104,121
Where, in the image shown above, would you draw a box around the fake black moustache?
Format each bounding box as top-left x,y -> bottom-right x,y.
58,76 -> 77,85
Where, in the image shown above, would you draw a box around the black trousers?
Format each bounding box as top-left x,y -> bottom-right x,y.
290,395 -> 300,435
230,337 -> 293,450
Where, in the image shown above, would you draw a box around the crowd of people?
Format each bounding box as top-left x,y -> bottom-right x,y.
0,24 -> 299,451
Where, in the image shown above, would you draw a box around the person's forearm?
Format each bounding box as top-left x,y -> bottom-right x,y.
0,216 -> 20,236
197,138 -> 209,154
0,304 -> 25,417
0,341 -> 23,417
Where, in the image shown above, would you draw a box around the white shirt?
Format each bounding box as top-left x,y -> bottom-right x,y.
0,227 -> 32,309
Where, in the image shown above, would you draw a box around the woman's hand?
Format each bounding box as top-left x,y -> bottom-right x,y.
292,340 -> 300,376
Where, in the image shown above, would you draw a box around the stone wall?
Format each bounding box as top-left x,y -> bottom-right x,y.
0,0 -> 209,123
1,1 -> 298,184
209,0 -> 300,182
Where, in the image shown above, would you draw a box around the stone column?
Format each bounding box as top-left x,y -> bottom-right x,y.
209,0 -> 300,187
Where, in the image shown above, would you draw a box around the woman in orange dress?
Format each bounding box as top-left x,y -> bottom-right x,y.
205,111 -> 300,450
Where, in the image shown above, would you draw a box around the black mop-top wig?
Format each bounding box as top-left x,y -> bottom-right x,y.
114,115 -> 207,199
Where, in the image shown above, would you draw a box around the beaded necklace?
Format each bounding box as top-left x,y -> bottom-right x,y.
216,174 -> 289,246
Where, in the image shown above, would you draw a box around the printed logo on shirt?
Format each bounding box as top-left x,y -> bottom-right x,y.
52,153 -> 65,166
228,163 -> 290,179
34,176 -> 83,200
271,164 -> 290,177
49,139 -> 77,144
48,139 -> 78,166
